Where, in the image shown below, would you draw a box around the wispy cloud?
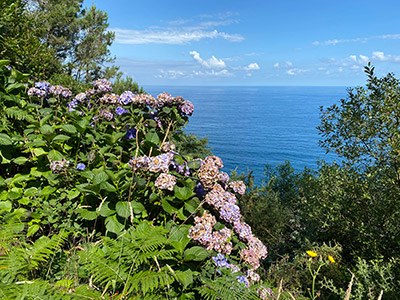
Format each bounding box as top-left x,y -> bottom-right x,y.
313,33 -> 400,46
286,68 -> 310,76
189,51 -> 226,69
113,28 -> 244,44
112,11 -> 244,45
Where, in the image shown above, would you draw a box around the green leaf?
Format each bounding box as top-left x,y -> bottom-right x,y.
93,172 -> 108,184
183,246 -> 209,262
61,124 -> 77,134
162,198 -> 178,214
13,156 -> 28,165
105,214 -> 125,233
98,201 -> 115,217
116,201 -> 131,218
53,135 -> 70,142
40,186 -> 56,197
132,201 -> 146,214
27,224 -> 40,237
80,209 -> 98,220
33,148 -> 47,157
145,131 -> 160,144
67,189 -> 80,200
174,185 -> 194,201
0,133 -> 12,145
0,200 -> 12,212
40,124 -> 54,135
100,181 -> 116,192
185,197 -> 200,214
188,160 -> 201,170
175,269 -> 194,289
48,150 -> 63,161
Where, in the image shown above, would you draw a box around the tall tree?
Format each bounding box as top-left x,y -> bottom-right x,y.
72,5 -> 119,82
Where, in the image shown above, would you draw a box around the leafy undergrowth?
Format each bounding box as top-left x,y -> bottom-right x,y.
0,60 -> 276,299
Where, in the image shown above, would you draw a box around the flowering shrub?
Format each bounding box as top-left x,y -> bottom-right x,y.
0,60 -> 272,299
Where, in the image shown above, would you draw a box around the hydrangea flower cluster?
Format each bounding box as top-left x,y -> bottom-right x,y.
93,78 -> 112,93
27,81 -> 51,98
155,173 -> 177,191
187,211 -> 215,245
50,159 -> 70,173
128,152 -> 175,174
257,287 -> 275,299
49,85 -> 72,98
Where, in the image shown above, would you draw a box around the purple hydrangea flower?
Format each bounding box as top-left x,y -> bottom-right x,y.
119,91 -> 136,105
75,163 -> 86,171
212,253 -> 230,269
66,99 -> 79,112
179,100 -> 194,116
93,79 -> 112,93
194,183 -> 206,197
35,82 -> 51,91
115,106 -> 128,115
125,128 -> 137,139
219,202 -> 241,224
236,275 -> 249,288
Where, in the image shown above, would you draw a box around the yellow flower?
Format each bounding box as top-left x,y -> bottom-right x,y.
306,250 -> 318,258
328,256 -> 335,263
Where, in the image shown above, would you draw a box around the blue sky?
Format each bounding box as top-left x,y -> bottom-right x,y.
84,0 -> 400,86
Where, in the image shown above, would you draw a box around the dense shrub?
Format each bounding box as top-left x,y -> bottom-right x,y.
0,60 -> 273,299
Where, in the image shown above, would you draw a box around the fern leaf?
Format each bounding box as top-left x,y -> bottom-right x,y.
25,231 -> 69,271
79,248 -> 128,287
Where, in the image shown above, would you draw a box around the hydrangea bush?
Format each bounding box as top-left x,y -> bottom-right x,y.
0,60 -> 274,299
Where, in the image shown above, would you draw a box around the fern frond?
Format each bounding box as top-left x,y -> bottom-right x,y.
124,268 -> 176,296
25,231 -> 69,271
0,208 -> 26,254
197,277 -> 261,300
79,248 -> 128,287
5,106 -> 33,122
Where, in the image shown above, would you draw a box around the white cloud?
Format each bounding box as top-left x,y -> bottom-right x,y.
189,51 -> 226,69
273,62 -> 280,69
313,33 -> 400,46
286,68 -> 309,76
371,51 -> 400,62
244,63 -> 260,71
112,28 -> 244,45
193,69 -> 233,77
285,61 -> 293,68
158,69 -> 186,79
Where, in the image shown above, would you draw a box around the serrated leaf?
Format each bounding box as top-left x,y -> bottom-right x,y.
33,148 -> 47,156
93,172 -> 108,184
67,189 -> 80,200
116,201 -> 131,218
0,133 -> 12,145
145,131 -> 160,144
132,201 -> 145,214
27,224 -> 40,237
13,156 -> 27,165
174,185 -> 194,201
100,181 -> 116,192
98,201 -> 115,217
183,246 -> 209,262
80,208 -> 98,220
40,124 -> 54,135
40,186 -> 56,197
53,135 -> 70,142
48,150 -> 63,161
105,214 -> 125,233
61,124 -> 77,134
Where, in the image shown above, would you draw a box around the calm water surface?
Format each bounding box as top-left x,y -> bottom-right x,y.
145,86 -> 348,181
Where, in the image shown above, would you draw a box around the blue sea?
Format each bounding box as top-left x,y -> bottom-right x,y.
145,86 -> 348,181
